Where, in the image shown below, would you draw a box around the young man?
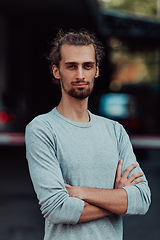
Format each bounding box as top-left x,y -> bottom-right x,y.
25,30 -> 151,240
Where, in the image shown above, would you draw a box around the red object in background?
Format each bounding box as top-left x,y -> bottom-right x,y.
119,118 -> 141,130
0,111 -> 17,124
0,112 -> 8,124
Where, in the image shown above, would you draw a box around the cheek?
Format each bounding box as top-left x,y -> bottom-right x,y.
60,74 -> 74,88
88,72 -> 96,83
61,71 -> 75,81
86,69 -> 97,78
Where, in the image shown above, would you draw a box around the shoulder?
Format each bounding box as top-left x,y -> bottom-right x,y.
90,112 -> 128,140
25,109 -> 58,137
26,112 -> 51,129
90,111 -> 113,123
90,111 -> 121,129
27,107 -> 59,127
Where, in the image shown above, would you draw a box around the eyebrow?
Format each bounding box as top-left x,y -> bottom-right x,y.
65,61 -> 96,65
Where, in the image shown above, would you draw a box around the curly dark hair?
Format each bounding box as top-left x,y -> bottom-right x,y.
46,29 -> 105,84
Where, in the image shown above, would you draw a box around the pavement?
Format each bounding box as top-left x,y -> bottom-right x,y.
1,146 -> 160,240
123,149 -> 160,240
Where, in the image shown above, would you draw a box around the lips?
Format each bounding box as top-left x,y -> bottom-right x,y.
75,83 -> 87,88
72,81 -> 89,88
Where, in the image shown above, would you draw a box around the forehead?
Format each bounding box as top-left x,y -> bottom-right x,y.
60,44 -> 96,63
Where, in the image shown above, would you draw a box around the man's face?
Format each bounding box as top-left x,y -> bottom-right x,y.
53,44 -> 99,100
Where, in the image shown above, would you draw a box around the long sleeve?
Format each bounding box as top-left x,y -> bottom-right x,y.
25,120 -> 84,224
115,122 -> 151,215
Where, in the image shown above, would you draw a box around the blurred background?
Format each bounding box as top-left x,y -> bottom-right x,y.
0,0 -> 160,239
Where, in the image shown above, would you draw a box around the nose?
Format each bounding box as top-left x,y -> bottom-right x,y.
76,66 -> 85,80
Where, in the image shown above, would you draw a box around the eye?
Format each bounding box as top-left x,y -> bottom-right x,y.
85,65 -> 91,69
68,65 -> 76,69
84,63 -> 94,70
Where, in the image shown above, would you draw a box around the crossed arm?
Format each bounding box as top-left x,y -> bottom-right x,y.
65,159 -> 144,223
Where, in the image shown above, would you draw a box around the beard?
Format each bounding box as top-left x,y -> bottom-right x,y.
61,79 -> 95,100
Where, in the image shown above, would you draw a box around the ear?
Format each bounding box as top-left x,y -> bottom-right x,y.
95,65 -> 99,78
52,65 -> 60,79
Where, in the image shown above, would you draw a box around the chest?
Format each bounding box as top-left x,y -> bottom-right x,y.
55,125 -> 119,188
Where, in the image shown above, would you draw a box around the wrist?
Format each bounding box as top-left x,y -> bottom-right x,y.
75,186 -> 86,200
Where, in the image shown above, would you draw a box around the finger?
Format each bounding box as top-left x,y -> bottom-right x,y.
65,183 -> 71,188
130,177 -> 144,185
115,159 -> 123,182
122,163 -> 137,179
128,172 -> 144,183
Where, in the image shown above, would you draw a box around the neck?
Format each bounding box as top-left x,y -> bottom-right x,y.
57,95 -> 89,123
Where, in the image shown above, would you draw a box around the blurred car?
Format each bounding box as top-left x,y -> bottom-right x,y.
98,93 -> 142,134
0,96 -> 18,132
0,95 -> 26,146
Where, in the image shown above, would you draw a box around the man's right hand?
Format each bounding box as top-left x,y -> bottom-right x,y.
114,159 -> 144,189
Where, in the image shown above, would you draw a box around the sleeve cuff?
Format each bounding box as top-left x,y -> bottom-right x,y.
122,186 -> 138,215
61,197 -> 84,224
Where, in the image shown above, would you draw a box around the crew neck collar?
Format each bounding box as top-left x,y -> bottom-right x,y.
52,107 -> 93,128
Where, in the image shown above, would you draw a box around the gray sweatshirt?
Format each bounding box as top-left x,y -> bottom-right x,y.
25,107 -> 151,240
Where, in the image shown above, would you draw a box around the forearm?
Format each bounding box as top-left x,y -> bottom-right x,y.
65,160 -> 147,217
70,186 -> 128,215
85,188 -> 127,215
78,201 -> 112,223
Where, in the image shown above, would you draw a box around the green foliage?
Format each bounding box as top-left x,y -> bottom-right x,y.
98,0 -> 159,84
101,0 -> 157,17
111,47 -> 158,83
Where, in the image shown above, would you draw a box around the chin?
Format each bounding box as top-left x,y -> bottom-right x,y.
68,88 -> 92,99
